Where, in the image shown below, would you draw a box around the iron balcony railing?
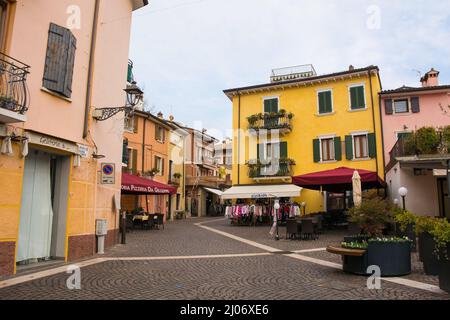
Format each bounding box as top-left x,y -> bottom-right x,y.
247,112 -> 293,132
0,52 -> 30,114
247,159 -> 295,178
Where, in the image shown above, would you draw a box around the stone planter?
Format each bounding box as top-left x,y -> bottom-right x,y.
367,241 -> 411,277
419,232 -> 440,276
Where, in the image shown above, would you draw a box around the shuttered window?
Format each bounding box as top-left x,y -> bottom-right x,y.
43,23 -> 77,98
350,85 -> 366,110
155,156 -> 164,176
155,125 -> 165,142
394,99 -> 409,113
320,138 -> 335,161
384,99 -> 393,115
318,90 -> 333,114
313,139 -> 320,163
411,97 -> 420,113
122,139 -> 129,165
334,137 -> 342,161
264,98 -> 278,113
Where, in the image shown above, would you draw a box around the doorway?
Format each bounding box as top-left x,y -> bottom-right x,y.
438,178 -> 449,220
17,149 -> 70,266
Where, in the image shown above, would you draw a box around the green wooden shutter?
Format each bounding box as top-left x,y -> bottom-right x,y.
313,139 -> 320,162
368,133 -> 377,158
350,86 -> 365,109
264,99 -> 271,113
325,91 -> 332,113
319,91 -> 332,113
264,98 -> 278,113
334,137 -> 342,161
280,141 -> 288,158
257,143 -> 262,161
345,136 -> 353,160
271,98 -> 278,112
318,92 -> 325,114
132,149 -> 138,174
358,86 -> 365,109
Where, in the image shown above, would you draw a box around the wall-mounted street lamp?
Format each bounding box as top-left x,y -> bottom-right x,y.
398,187 -> 408,211
92,82 -> 144,121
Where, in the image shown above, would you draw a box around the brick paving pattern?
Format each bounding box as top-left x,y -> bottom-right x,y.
0,217 -> 448,300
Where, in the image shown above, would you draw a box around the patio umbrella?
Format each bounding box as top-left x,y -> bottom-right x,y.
352,170 -> 362,207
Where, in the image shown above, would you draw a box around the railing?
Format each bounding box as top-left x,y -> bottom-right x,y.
247,159 -> 295,178
247,112 -> 293,132
0,52 -> 30,114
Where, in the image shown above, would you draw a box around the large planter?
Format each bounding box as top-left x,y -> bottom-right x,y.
344,235 -> 370,243
438,244 -> 450,294
342,253 -> 369,275
396,223 -> 417,252
367,241 -> 411,277
419,232 -> 440,276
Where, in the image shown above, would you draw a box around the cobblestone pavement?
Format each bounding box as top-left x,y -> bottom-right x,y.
0,217 -> 448,300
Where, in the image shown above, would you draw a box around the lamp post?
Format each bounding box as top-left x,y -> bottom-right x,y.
274,200 -> 280,241
393,198 -> 399,207
398,187 -> 408,211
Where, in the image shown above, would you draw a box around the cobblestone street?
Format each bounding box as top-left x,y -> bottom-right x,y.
0,218 -> 449,300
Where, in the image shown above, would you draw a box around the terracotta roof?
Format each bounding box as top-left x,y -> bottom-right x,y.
223,65 -> 379,99
380,85 -> 450,95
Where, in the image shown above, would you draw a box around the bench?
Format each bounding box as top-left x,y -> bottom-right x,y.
326,245 -> 366,257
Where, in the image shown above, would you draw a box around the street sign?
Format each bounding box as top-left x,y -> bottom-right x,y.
101,163 -> 115,184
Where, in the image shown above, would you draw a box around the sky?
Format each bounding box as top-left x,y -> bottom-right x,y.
128,0 -> 450,140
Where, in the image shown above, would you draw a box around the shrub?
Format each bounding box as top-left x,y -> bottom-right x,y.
430,218 -> 450,251
348,194 -> 393,238
393,208 -> 417,232
415,127 -> 440,154
414,216 -> 437,235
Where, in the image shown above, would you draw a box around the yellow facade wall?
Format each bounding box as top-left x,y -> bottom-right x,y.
231,71 -> 384,213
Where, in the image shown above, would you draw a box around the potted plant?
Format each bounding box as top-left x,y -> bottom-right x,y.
415,216 -> 440,275
393,208 -> 417,251
0,96 -> 16,111
429,218 -> 450,293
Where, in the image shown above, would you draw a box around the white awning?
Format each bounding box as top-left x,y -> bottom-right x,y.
204,188 -> 224,196
221,184 -> 302,200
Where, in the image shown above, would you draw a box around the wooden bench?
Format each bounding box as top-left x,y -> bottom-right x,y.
326,245 -> 366,257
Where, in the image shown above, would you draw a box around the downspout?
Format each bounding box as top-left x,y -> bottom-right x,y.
368,69 -> 380,180
83,0 -> 100,139
237,91 -> 241,185
142,117 -> 146,173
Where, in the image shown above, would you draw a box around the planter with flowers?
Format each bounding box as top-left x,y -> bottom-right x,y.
330,192 -> 412,277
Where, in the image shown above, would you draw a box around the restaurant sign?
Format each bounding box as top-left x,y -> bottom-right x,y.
121,184 -> 171,194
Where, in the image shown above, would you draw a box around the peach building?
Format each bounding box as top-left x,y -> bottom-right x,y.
381,68 -> 450,218
0,0 -> 148,277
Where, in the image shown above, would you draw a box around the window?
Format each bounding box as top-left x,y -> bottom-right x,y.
349,85 -> 366,110
127,149 -> 138,174
155,125 -> 165,142
0,0 -> 9,51
155,156 -> 164,176
42,23 -> 77,98
394,99 -> 409,113
321,138 -> 335,161
264,97 -> 278,113
318,90 -> 333,114
353,134 -> 369,159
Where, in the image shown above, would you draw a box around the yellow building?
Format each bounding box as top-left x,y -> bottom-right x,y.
223,65 -> 385,213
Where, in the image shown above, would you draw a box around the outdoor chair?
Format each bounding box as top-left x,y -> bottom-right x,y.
142,218 -> 154,230
286,219 -> 298,240
300,219 -> 318,240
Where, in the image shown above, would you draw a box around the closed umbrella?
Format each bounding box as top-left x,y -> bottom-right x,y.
352,170 -> 362,207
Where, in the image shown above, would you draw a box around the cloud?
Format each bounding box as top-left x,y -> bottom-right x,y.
129,0 -> 450,134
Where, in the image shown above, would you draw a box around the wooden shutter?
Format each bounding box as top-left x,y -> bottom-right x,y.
43,23 -> 76,98
264,98 -> 278,113
334,137 -> 342,161
133,117 -> 138,133
385,99 -> 393,115
280,141 -> 288,158
345,136 -> 353,160
313,139 -> 320,162
257,143 -> 262,161
368,133 -> 377,158
132,149 -> 138,174
411,97 -> 420,113
350,86 -> 365,109
122,140 -> 129,165
161,158 -> 165,176
319,91 -> 332,113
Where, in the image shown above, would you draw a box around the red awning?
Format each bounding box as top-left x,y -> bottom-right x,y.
292,167 -> 385,192
121,173 -> 177,195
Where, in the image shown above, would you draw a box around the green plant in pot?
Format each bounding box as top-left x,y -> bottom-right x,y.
415,216 -> 440,275
393,208 -> 417,251
429,218 -> 450,293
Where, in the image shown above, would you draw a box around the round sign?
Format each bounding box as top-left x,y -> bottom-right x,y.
103,164 -> 114,175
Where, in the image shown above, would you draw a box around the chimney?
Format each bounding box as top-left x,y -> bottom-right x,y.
169,115 -> 174,121
349,65 -> 355,71
420,68 -> 440,87
157,112 -> 163,119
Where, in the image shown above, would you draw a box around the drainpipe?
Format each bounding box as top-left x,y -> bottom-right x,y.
142,117 -> 146,173
83,0 -> 100,139
237,91 -> 241,185
368,69 -> 380,179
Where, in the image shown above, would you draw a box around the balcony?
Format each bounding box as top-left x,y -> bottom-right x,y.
247,111 -> 293,135
387,127 -> 450,171
186,175 -> 228,188
0,52 -> 30,123
247,158 -> 296,183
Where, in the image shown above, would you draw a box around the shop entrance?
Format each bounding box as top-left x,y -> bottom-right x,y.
17,148 -> 70,266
